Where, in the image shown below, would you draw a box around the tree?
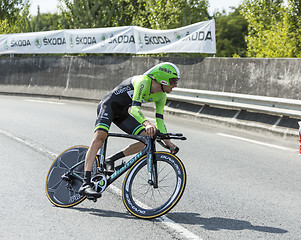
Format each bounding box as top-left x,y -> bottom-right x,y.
31,12 -> 61,31
0,0 -> 31,33
241,0 -> 301,57
145,0 -> 209,29
0,0 -> 26,22
214,7 -> 248,57
287,0 -> 301,56
113,0 -> 150,27
58,0 -> 125,28
58,0 -> 209,30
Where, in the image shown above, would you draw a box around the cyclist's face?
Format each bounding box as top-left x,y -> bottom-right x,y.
163,82 -> 177,93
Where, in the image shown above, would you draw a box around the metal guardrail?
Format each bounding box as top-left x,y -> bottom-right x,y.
167,88 -> 301,119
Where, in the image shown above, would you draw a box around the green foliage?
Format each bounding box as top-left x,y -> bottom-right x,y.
241,0 -> 301,57
146,0 -> 209,29
32,12 -> 61,31
287,0 -> 301,56
114,0 -> 150,27
0,0 -> 31,33
0,0 -> 26,22
0,19 -> 12,33
58,0 -> 209,30
214,7 -> 248,57
58,0 -> 113,28
58,0 -> 148,28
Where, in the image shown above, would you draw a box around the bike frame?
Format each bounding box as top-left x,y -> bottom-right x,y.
66,133 -> 158,188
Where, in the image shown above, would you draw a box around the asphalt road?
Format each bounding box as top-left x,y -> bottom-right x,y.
1,95 -> 301,240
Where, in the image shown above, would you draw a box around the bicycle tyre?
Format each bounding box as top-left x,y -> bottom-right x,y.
122,151 -> 186,219
45,146 -> 99,207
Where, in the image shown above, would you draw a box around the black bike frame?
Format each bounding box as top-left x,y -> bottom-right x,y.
68,133 -> 158,187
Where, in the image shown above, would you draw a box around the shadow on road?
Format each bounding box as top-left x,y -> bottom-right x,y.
70,207 -> 288,235
72,206 -> 137,220
167,212 -> 288,234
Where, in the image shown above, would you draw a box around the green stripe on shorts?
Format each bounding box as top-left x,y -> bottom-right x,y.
132,125 -> 145,135
94,123 -> 110,133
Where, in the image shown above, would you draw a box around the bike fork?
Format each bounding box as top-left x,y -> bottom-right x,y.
147,139 -> 158,188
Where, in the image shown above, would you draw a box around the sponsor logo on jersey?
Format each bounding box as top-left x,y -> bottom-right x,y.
114,86 -> 132,95
138,84 -> 144,99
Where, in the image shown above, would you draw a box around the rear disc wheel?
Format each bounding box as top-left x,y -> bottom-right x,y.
45,146 -> 99,207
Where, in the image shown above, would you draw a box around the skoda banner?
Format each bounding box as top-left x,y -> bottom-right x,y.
0,20 -> 215,54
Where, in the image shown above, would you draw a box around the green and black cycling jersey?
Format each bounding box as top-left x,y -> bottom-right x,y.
94,75 -> 167,135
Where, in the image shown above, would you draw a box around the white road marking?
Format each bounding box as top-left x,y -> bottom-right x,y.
0,128 -> 58,158
108,185 -> 203,240
24,99 -> 65,105
217,133 -> 297,152
0,128 -> 202,240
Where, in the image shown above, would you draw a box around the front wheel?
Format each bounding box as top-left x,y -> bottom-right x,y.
122,152 -> 186,219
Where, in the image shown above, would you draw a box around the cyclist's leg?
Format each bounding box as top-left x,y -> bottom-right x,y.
84,130 -> 107,171
122,131 -> 146,156
79,101 -> 112,197
114,113 -> 146,156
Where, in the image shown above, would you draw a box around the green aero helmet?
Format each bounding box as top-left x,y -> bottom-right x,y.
144,62 -> 180,86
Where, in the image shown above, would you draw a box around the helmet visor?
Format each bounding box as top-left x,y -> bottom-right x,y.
169,78 -> 179,85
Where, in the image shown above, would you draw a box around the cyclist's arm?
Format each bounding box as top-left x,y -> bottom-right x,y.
130,76 -> 159,138
155,94 -> 167,134
130,76 -> 149,124
155,95 -> 178,153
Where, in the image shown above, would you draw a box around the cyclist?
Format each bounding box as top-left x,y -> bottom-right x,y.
79,62 -> 180,197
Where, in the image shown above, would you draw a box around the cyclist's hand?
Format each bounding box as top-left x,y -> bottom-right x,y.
143,120 -> 157,138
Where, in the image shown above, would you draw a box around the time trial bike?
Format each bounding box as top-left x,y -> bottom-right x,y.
45,131 -> 186,219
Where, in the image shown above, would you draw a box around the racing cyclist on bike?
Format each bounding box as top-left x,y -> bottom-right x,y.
79,62 -> 180,198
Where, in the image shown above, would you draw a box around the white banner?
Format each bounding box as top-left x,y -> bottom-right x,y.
0,20 -> 215,54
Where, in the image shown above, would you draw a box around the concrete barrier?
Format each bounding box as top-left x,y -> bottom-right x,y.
178,58 -> 301,100
1,56 -> 301,99
0,55 -> 300,137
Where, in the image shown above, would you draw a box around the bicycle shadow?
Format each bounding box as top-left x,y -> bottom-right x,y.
71,206 -> 137,220
167,212 -> 288,234
70,207 -> 288,235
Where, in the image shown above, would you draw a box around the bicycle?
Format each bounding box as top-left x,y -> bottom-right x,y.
45,131 -> 187,219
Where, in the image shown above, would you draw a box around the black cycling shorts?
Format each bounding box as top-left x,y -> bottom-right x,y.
94,98 -> 145,135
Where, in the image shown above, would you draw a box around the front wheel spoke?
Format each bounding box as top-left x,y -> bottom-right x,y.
134,184 -> 152,196
158,169 -> 174,183
136,174 -> 148,182
135,183 -> 150,192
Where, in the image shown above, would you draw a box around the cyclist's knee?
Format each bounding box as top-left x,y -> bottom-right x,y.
137,142 -> 145,151
92,130 -> 107,146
